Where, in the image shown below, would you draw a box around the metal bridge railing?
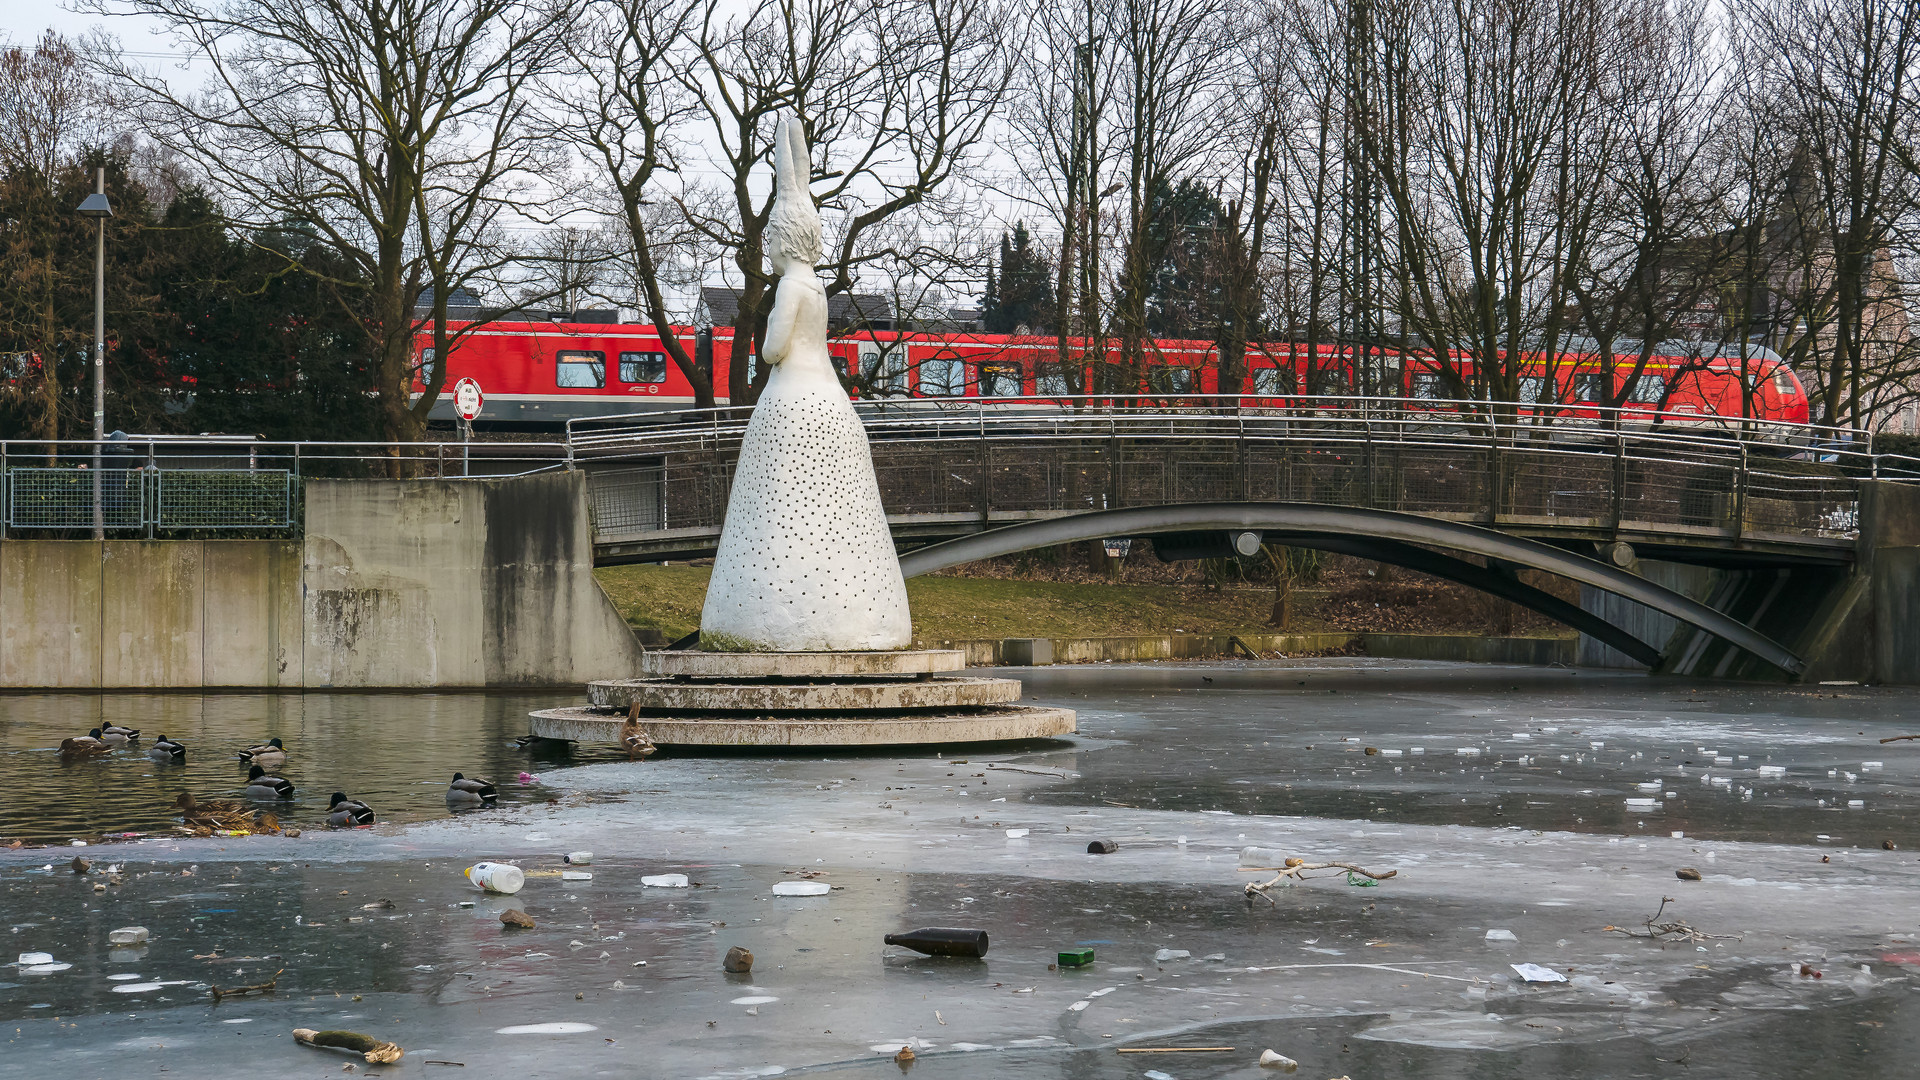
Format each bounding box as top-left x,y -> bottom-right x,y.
0,437 -> 569,536
567,395 -> 1884,550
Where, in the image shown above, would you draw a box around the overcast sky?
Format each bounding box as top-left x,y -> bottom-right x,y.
5,2 -> 177,55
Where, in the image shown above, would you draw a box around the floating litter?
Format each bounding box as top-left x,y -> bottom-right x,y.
772,881 -> 830,897
24,963 -> 72,974
111,982 -> 164,993
1511,963 -> 1568,983
107,973 -> 142,981
1379,749 -> 1402,756
1005,828 -> 1029,838
1863,761 -> 1884,769
1624,798 -> 1659,810
1485,929 -> 1517,942
640,874 -> 688,888
1635,782 -> 1662,792
496,1023 -> 598,1035
561,871 -> 593,881
221,1018 -> 253,1024
1757,765 -> 1786,776
731,995 -> 778,1005
1848,800 -> 1865,809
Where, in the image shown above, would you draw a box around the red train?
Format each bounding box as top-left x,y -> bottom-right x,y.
414,321 -> 1811,426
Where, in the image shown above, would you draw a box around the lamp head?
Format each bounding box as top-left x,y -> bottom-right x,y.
77,192 -> 113,219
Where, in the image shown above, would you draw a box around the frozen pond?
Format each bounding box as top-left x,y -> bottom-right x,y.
3,659 -> 1918,1078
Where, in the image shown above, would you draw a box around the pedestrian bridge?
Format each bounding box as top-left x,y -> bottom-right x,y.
574,397 -> 1914,678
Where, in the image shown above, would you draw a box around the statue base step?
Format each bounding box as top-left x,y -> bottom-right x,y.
529,703 -> 1076,748
532,648 -> 1073,749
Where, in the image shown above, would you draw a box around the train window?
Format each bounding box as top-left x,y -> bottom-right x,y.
619,351 -> 668,384
1626,372 -> 1666,403
1574,372 -> 1609,402
1252,367 -> 1292,396
1092,362 -> 1131,394
1411,373 -> 1447,400
1772,369 -> 1797,395
1148,367 -> 1197,394
1037,362 -> 1073,397
1517,376 -> 1551,405
859,345 -> 908,393
978,361 -> 1023,396
921,356 -> 965,396
417,347 -> 436,386
556,350 -> 606,388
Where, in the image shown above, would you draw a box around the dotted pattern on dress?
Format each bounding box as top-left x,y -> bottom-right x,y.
701,372 -> 912,651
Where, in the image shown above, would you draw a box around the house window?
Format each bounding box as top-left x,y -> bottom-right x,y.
1147,366 -> 1196,394
619,351 -> 667,384
978,360 -> 1024,396
921,356 -> 965,396
556,350 -> 606,388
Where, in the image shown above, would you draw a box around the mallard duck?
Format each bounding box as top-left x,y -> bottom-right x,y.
445,772 -> 498,807
100,724 -> 140,744
236,738 -> 286,765
245,764 -> 295,800
60,730 -> 113,759
326,792 -> 375,828
149,735 -> 186,763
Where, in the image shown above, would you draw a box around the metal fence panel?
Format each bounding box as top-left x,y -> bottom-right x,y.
7,469 -> 145,529
155,470 -> 294,529
588,466 -> 668,534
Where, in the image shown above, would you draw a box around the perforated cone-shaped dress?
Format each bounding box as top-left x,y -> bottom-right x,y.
698,117 -> 912,652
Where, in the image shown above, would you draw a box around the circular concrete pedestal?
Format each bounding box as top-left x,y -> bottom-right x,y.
532,648 -> 1074,749
529,703 -> 1077,748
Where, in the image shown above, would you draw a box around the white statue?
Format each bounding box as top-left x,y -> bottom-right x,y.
698,112 -> 913,652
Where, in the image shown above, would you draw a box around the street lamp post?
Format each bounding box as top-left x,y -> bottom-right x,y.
77,169 -> 113,541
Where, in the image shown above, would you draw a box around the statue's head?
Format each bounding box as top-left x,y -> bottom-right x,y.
767,111 -> 821,272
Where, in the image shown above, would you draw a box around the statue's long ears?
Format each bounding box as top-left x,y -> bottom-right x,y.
775,110 -> 811,204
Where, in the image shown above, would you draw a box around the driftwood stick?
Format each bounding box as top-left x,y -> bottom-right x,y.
293,1028 -> 405,1064
1242,860 -> 1398,900
210,968 -> 282,1000
1879,734 -> 1920,743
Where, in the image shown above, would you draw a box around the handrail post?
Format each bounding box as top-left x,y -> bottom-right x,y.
146,440 -> 156,539
1612,427 -> 1626,532
1734,442 -> 1747,538
1486,409 -> 1503,525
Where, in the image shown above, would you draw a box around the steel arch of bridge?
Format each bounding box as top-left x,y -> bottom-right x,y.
893,502 -> 1804,676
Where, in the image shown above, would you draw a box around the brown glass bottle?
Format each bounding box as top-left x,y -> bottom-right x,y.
883,927 -> 989,957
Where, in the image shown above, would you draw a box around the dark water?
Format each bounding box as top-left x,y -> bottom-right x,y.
0,691 -> 629,843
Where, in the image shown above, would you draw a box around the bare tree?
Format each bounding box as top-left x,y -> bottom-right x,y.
89,0 -> 574,447
552,0 -> 722,405
1740,0 -> 1920,428
679,0 -> 1017,406
1109,0 -> 1232,392
0,31 -> 110,188
1355,0 -> 1611,406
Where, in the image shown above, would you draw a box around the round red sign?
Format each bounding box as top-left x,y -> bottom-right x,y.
453,377 -> 484,421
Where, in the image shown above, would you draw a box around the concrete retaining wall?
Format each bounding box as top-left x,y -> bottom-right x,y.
943,631 -> 1575,667
0,472 -> 643,689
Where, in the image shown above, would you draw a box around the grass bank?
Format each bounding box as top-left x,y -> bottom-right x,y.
593,564 -> 1289,644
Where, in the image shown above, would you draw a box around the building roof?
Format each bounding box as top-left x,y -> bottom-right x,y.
700,286 -> 894,330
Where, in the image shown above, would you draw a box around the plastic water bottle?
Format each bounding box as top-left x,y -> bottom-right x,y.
465,862 -> 525,894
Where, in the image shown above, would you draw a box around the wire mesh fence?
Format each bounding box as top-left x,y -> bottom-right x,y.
3,468 -> 295,533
